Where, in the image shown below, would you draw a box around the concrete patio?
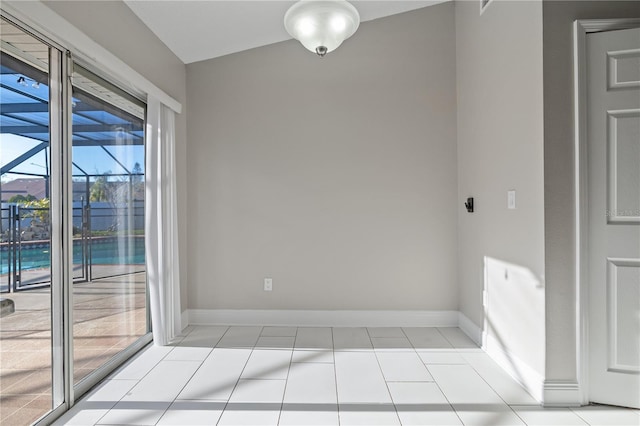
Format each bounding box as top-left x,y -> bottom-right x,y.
0,271 -> 147,425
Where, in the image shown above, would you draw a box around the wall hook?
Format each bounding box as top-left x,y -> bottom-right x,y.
465,197 -> 474,213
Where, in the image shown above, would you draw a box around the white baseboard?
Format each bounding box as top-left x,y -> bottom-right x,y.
187,309 -> 459,327
457,312 -> 482,345
543,381 -> 582,407
484,333 -> 545,403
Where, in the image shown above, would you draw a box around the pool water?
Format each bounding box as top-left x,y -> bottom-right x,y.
0,239 -> 145,275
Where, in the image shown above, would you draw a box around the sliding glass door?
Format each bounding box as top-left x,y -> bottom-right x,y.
0,17 -> 56,425
70,66 -> 148,385
1,14 -> 151,424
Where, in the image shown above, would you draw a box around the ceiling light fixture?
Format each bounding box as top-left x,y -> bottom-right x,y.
284,0 -> 360,57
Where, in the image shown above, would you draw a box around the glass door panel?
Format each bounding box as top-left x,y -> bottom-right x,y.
71,66 -> 148,384
0,17 -> 54,424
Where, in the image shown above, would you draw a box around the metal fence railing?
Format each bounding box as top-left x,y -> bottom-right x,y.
0,204 -> 145,293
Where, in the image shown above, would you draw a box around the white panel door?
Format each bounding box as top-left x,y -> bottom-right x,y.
588,27 -> 640,409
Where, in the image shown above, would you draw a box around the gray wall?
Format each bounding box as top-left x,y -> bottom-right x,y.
36,0 -> 640,394
186,3 -> 459,310
455,0 -> 545,376
43,0 -> 190,312
542,0 -> 640,383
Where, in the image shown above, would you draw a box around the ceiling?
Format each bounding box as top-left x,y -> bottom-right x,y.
124,0 -> 448,64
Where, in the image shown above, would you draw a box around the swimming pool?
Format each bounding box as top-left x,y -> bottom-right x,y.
0,238 -> 145,275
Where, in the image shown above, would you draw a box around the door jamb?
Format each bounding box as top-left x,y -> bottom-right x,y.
574,18 -> 640,406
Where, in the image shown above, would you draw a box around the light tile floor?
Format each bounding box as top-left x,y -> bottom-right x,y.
55,326 -> 640,426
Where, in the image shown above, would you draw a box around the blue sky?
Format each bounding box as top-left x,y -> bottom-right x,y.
1,133 -> 145,182
2,70 -> 145,183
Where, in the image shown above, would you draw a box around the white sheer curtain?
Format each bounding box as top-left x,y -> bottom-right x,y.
145,97 -> 182,346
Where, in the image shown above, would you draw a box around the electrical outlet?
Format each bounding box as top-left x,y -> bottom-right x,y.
264,278 -> 272,292
508,190 -> 516,209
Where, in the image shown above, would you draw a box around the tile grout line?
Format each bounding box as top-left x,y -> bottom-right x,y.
150,326 -> 226,426
419,362 -> 465,425
430,335 -> 528,426
276,326 -> 298,425
442,328 -> 529,424
569,406 -> 596,426
408,327 -> 467,426
151,361 -> 209,426
330,327 -> 342,426
0,393 -> 42,425
457,346 -> 539,408
366,327 -> 402,426
92,342 -> 175,426
400,326 -> 419,354
212,325 -> 243,426
460,352 -> 533,424
215,326 -> 262,426
434,327 -> 455,349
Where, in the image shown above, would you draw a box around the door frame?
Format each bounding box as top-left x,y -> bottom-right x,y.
573,18 -> 640,406
0,9 -> 156,425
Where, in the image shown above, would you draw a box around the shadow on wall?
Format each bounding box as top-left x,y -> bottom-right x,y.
483,256 -> 546,401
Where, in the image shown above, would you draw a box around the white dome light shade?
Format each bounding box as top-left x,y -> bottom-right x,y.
284,0 -> 360,56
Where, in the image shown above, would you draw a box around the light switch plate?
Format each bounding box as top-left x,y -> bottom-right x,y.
508,190 -> 516,209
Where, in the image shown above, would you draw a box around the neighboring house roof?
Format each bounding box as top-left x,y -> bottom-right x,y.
1,178 -> 47,201
1,178 -> 144,202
